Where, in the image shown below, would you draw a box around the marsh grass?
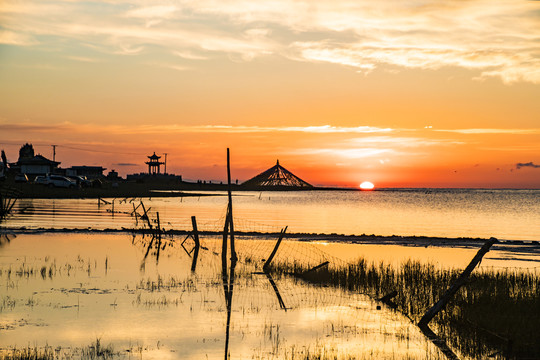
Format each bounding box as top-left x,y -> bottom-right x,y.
0,346 -> 54,360
253,342 -> 446,360
0,338 -> 117,360
268,258 -> 540,359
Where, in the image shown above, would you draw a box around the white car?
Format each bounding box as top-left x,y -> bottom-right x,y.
44,175 -> 77,188
34,176 -> 48,185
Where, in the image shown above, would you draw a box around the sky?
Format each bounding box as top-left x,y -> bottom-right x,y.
1,0 -> 539,188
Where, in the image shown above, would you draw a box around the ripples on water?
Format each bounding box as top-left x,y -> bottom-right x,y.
8,189 -> 540,240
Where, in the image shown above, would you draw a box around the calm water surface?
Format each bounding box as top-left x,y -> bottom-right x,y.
0,233 -> 448,359
8,189 -> 540,240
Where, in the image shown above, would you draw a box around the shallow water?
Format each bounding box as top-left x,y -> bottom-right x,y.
8,189 -> 540,240
0,233 -> 450,359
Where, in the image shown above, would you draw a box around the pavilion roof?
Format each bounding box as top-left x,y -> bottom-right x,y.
242,160 -> 312,188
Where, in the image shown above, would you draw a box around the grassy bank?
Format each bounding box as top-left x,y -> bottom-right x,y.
269,258 -> 540,359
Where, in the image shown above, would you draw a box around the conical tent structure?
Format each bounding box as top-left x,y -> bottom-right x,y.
242,160 -> 313,188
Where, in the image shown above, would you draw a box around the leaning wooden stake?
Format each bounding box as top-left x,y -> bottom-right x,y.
302,261 -> 330,276
132,203 -> 138,226
418,238 -> 497,328
140,202 -> 153,229
263,226 -> 288,272
191,216 -> 200,272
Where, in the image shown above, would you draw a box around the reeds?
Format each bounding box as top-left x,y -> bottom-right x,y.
0,339 -> 116,360
0,186 -> 19,223
269,258 -> 540,359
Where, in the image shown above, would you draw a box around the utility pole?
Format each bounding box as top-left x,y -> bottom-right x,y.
51,145 -> 58,162
163,153 -> 168,174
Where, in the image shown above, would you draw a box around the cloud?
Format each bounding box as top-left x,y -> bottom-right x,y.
114,162 -> 138,167
0,30 -> 36,46
433,128 -> 540,135
0,121 -> 393,137
97,124 -> 394,134
0,122 -> 71,132
348,136 -> 463,147
66,55 -> 100,63
124,5 -> 178,20
1,0 -> 539,83
516,162 -> 540,170
295,148 -> 393,159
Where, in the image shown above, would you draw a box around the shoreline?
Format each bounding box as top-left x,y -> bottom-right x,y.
3,226 -> 539,254
3,181 -> 539,199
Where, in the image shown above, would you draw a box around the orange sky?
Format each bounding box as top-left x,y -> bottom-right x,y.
1,1 -> 539,188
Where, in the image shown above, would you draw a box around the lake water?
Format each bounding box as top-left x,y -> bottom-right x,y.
0,233 -> 448,360
2,189 -> 539,359
8,189 -> 540,241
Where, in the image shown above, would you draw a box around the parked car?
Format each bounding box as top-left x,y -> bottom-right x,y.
67,175 -> 92,187
43,175 -> 77,188
34,175 -> 48,185
14,173 -> 29,183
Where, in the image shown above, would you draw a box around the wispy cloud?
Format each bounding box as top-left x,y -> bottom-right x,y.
516,162 -> 540,170
0,30 -> 36,46
349,136 -> 463,147
124,5 -> 178,20
114,162 -> 138,167
99,124 -> 394,134
0,122 -> 393,136
295,148 -> 394,159
434,128 -> 540,135
66,55 -> 100,63
1,0 -> 539,83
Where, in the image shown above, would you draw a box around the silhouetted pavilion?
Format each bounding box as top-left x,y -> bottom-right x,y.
145,152 -> 165,175
242,160 -> 312,188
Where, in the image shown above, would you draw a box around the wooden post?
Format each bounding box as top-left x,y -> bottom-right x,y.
140,202 -> 153,229
418,238 -> 497,328
132,203 -> 138,226
263,226 -> 288,272
222,208 -> 230,278
223,252 -> 236,360
191,216 -> 200,272
156,212 -> 162,261
302,261 -> 330,276
226,148 -> 237,263
156,212 -> 161,237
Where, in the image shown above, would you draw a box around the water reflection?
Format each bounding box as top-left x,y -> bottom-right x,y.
2,232 -> 504,359
17,199 -> 34,215
0,232 -> 15,248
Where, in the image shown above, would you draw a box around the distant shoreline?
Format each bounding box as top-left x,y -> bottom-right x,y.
2,180 -> 538,199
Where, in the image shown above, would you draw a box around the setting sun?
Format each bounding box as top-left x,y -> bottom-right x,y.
359,181 -> 375,190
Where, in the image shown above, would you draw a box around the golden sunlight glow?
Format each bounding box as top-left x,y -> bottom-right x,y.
359,181 -> 375,190
0,0 -> 539,188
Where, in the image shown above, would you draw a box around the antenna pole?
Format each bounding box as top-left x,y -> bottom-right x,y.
51,145 -> 57,162
163,153 -> 168,174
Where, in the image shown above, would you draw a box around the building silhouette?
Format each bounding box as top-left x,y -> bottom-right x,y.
10,143 -> 60,177
145,152 -> 165,175
242,160 -> 312,188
